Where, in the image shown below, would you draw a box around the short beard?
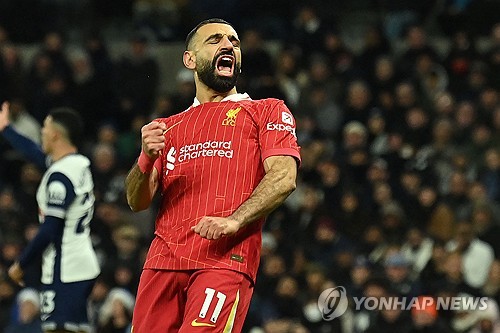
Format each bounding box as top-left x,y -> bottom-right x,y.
197,56 -> 240,93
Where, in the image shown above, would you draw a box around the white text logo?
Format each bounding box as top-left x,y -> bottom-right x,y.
267,122 -> 296,137
317,286 -> 490,321
351,296 -> 488,312
178,140 -> 233,162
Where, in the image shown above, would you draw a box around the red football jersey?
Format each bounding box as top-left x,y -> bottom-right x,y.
143,93 -> 301,282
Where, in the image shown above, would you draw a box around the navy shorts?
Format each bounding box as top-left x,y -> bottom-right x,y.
40,278 -> 96,332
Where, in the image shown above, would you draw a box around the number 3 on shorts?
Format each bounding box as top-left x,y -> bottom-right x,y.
41,290 -> 56,315
199,287 -> 226,323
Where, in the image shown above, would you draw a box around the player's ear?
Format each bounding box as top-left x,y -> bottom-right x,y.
183,51 -> 196,70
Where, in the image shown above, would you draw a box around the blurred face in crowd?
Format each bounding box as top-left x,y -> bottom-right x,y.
351,264 -> 371,286
487,260 -> 500,284
363,282 -> 386,299
432,119 -> 453,144
406,107 -> 428,130
418,187 -> 437,207
317,160 -> 340,186
485,149 -> 500,170
92,144 -> 116,172
19,300 -> 39,324
44,32 -> 63,52
347,81 -> 371,110
449,172 -> 468,195
472,206 -> 494,233
367,112 -> 386,135
373,182 -> 392,205
407,228 -> 424,247
455,101 -> 476,128
468,181 -> 488,201
276,276 -> 299,298
186,23 -> 241,93
434,91 -> 455,116
444,252 -> 462,278
395,82 -> 416,107
385,263 -> 409,283
455,222 -> 474,249
407,26 -> 426,49
479,88 -> 498,110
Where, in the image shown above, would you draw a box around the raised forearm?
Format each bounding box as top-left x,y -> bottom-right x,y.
230,156 -> 297,228
125,164 -> 157,212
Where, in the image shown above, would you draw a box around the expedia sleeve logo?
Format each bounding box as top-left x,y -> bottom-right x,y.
266,122 -> 296,137
222,107 -> 241,126
266,111 -> 297,137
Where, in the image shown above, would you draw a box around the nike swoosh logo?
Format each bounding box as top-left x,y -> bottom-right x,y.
191,319 -> 216,327
163,120 -> 183,135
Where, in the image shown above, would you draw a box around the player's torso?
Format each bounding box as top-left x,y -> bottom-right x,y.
157,100 -> 265,226
145,96 -> 299,279
37,154 -> 100,284
37,155 -> 95,230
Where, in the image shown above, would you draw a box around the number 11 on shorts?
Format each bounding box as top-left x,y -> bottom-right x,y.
199,287 -> 227,323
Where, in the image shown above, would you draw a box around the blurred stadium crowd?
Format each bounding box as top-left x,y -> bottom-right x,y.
1,0 -> 500,332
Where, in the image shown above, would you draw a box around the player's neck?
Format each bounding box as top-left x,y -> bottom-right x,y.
50,143 -> 77,162
195,87 -> 238,104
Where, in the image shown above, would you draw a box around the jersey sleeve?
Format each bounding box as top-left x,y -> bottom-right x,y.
44,172 -> 76,219
18,172 -> 74,268
258,100 -> 301,164
18,215 -> 64,269
1,125 -> 47,170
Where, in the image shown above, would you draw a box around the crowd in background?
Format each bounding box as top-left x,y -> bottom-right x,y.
1,1 -> 500,332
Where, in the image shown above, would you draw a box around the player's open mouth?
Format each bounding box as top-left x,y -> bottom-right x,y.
215,54 -> 235,77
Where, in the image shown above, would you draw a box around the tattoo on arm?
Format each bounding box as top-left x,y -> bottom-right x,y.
125,164 -> 158,211
230,156 -> 297,228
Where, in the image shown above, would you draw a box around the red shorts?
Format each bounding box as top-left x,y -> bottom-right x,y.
131,269 -> 254,333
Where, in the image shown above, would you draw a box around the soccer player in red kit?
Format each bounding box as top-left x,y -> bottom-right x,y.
125,18 -> 301,333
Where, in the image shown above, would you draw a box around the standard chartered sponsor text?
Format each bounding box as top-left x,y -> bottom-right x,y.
178,140 -> 233,162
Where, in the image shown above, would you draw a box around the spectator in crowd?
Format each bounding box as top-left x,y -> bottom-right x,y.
400,227 -> 434,280
97,288 -> 134,333
113,33 -> 159,129
5,287 -> 42,333
446,222 -> 495,289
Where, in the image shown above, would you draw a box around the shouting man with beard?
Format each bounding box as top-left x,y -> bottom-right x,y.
125,18 -> 301,332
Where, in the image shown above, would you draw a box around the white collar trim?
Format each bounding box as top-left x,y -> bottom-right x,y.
192,93 -> 251,107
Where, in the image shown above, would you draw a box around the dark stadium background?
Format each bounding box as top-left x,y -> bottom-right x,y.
1,0 -> 500,332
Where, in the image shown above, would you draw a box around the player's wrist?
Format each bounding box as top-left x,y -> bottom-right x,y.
228,215 -> 245,230
138,150 -> 156,174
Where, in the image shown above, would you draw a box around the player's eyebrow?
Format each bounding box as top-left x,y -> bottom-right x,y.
204,33 -> 240,45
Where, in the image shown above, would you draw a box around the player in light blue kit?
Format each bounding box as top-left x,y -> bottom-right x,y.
0,101 -> 100,333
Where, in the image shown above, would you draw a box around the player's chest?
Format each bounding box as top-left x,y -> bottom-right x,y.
161,105 -> 258,173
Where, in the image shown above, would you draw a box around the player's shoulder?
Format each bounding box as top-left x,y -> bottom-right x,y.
239,98 -> 286,114
153,112 -> 186,125
241,97 -> 285,107
49,154 -> 90,177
